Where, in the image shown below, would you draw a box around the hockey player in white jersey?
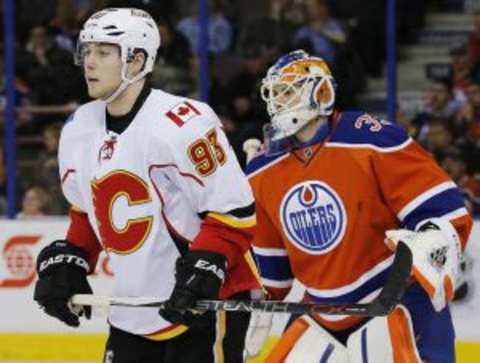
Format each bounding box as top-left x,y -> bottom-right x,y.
33,8 -> 260,363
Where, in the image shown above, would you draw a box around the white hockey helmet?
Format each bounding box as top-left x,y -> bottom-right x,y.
261,50 -> 336,142
75,8 -> 161,102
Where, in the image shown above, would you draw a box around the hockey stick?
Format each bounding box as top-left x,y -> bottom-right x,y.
72,242 -> 412,316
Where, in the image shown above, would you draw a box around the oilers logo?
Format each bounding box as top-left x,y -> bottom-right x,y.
280,181 -> 346,254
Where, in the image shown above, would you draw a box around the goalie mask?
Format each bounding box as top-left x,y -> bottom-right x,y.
75,8 -> 161,103
260,50 -> 336,153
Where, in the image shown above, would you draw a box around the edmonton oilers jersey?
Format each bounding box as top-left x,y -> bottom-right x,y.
247,111 -> 472,331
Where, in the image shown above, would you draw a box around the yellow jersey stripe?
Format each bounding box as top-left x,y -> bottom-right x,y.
244,250 -> 262,283
71,205 -> 85,213
214,311 -> 226,363
208,212 -> 256,228
145,325 -> 188,341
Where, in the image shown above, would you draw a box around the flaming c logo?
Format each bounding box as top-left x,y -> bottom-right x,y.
0,235 -> 41,288
92,170 -> 153,255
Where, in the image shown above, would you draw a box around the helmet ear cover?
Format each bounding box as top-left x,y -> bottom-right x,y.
128,48 -> 149,72
315,79 -> 331,105
310,76 -> 336,114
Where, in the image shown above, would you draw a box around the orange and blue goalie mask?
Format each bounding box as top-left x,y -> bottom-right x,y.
260,50 -> 336,155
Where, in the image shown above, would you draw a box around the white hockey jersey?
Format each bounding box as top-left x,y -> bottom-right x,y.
59,89 -> 258,339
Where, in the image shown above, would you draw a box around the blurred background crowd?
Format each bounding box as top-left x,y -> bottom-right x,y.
0,0 -> 479,218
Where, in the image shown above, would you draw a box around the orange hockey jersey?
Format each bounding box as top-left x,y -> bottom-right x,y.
247,111 -> 473,330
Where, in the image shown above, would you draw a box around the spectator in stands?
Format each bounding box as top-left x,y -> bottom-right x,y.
236,0 -> 299,57
25,25 -> 55,67
330,44 -> 366,109
0,52 -> 34,133
453,80 -> 480,175
442,0 -> 467,12
441,147 -> 480,215
467,10 -> 480,63
186,53 -> 223,104
455,134 -> 480,176
423,118 -> 454,163
16,0 -> 58,40
105,0 -> 172,22
151,17 -> 193,96
348,0 -> 385,78
74,0 -> 109,22
50,0 -> 81,53
216,46 -> 279,166
223,46 -> 278,114
157,17 -> 192,70
34,123 -> 68,215
177,0 -> 232,54
292,0 -> 346,64
18,24 -> 84,123
0,141 -> 28,215
187,51 -> 232,112
74,0 -> 99,19
16,186 -> 50,219
304,0 -> 366,107
456,80 -> 480,140
397,1 -> 427,44
221,88 -> 265,168
449,46 -> 478,105
396,105 -> 417,136
413,79 -> 459,141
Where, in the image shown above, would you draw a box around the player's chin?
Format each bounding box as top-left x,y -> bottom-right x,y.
87,87 -> 107,100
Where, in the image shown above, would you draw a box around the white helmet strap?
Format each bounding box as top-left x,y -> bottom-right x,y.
103,56 -> 147,104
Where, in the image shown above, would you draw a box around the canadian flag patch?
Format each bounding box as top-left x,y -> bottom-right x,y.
165,101 -> 200,127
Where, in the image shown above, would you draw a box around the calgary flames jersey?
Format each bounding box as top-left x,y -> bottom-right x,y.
247,111 -> 473,331
59,89 -> 259,339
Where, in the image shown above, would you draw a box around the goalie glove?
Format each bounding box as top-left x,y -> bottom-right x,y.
385,218 -> 462,312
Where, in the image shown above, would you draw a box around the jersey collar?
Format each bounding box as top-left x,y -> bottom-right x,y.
105,85 -> 152,135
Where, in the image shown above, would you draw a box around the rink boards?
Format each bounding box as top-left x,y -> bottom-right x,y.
1,219 -> 479,361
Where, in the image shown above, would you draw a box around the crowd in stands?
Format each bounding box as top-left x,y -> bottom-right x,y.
0,0 -> 479,217
397,8 -> 480,215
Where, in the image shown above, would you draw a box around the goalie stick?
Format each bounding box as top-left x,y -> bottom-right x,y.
71,241 -> 412,316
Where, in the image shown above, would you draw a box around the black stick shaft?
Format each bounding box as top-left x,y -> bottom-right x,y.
107,242 -> 412,316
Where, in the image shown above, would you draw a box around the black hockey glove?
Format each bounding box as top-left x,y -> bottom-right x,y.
159,250 -> 227,326
34,240 -> 93,327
